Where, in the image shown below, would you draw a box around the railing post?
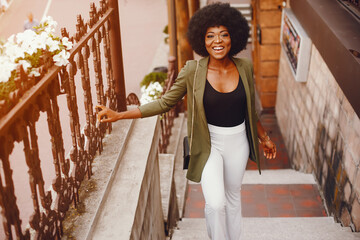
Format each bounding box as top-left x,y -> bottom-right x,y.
167,0 -> 178,61
175,0 -> 194,70
188,0 -> 200,18
108,0 -> 127,111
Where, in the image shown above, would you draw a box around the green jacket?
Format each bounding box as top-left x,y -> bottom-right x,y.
139,56 -> 261,182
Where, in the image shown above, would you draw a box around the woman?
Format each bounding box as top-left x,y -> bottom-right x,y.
97,3 -> 276,240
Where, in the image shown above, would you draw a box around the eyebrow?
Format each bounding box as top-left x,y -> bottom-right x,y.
206,30 -> 229,34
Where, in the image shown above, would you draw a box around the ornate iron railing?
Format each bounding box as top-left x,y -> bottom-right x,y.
158,56 -> 182,153
0,1 -> 126,239
126,56 -> 182,154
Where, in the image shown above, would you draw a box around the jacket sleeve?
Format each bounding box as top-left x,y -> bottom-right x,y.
138,61 -> 191,118
245,58 -> 260,123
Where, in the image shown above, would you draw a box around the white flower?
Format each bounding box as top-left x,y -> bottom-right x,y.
18,60 -> 31,71
139,81 -> 164,105
140,94 -> 153,105
29,68 -> 41,77
4,43 -> 25,62
41,16 -> 57,33
0,16 -> 72,85
7,34 -> 15,44
62,37 -> 73,50
16,30 -> 37,45
53,49 -> 70,66
33,32 -> 49,50
0,56 -> 17,83
46,37 -> 60,52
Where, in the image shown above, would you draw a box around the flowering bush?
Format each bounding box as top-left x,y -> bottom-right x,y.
140,81 -> 164,105
0,16 -> 73,102
139,71 -> 167,105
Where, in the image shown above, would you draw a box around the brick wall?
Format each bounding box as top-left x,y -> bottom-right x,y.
252,0 -> 283,109
276,45 -> 360,231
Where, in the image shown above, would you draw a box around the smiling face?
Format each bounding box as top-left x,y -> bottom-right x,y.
205,26 -> 231,60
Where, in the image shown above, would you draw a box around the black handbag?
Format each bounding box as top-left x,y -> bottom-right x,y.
182,60 -> 199,170
183,136 -> 190,169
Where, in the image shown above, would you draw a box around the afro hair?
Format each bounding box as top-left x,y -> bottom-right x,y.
187,3 -> 249,57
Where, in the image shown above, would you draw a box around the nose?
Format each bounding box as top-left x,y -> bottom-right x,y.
215,35 -> 222,43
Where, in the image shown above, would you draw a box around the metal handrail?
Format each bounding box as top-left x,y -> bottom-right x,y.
0,0 -> 125,238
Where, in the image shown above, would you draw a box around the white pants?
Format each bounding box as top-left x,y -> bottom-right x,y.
201,122 -> 250,240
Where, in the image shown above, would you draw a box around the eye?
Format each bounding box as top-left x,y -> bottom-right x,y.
221,33 -> 229,38
206,35 -> 214,39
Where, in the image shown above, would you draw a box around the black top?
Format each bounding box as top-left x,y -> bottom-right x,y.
203,76 -> 247,127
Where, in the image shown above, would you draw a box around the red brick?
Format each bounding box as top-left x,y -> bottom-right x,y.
260,44 -> 281,61
258,0 -> 284,10
259,61 -> 279,77
242,201 -> 270,217
258,77 -> 278,92
265,185 -> 290,197
293,198 -> 323,210
266,196 -> 294,210
258,10 -> 282,28
260,92 -> 277,108
289,184 -> 317,197
296,209 -> 327,217
261,28 -> 281,44
269,208 -> 297,217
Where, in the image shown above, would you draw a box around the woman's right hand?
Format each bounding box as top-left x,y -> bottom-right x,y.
96,105 -> 120,123
96,105 -> 142,122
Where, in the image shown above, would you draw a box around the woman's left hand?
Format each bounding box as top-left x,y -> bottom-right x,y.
261,139 -> 276,159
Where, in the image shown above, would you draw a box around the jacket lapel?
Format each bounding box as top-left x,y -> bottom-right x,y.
193,57 -> 251,130
194,57 -> 209,128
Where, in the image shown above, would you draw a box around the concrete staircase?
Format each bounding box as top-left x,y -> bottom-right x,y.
166,114 -> 360,239
158,113 -> 189,237
231,3 -> 253,43
59,110 -> 360,239
171,171 -> 360,239
172,217 -> 360,240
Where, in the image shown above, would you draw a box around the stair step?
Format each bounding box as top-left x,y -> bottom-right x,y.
242,169 -> 316,184
231,3 -> 253,43
171,113 -> 189,218
188,169 -> 316,186
230,3 -> 251,9
172,218 -> 360,240
166,112 -> 184,154
159,153 -> 179,231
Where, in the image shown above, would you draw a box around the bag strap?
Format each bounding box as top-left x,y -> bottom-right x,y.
189,60 -> 199,152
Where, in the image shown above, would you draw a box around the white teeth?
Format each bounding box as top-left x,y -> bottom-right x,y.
213,47 -> 224,50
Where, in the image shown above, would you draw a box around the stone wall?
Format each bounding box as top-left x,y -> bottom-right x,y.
276,45 -> 360,231
84,116 -> 166,239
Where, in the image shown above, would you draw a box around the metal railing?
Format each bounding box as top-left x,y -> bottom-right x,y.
126,56 -> 182,154
0,0 -> 126,238
158,57 -> 180,153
